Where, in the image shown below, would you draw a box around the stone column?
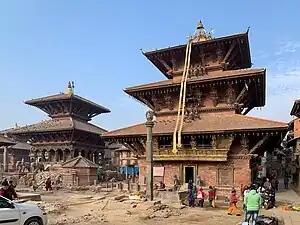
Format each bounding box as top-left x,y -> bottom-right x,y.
145,110 -> 154,201
8,152 -> 15,171
261,151 -> 267,178
3,147 -> 8,172
55,150 -> 59,163
93,152 -> 96,163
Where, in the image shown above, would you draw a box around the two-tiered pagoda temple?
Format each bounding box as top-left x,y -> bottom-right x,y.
4,82 -> 110,164
103,21 -> 287,188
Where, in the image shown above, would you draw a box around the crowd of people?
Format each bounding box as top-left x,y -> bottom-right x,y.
169,176 -> 280,225
185,180 -> 217,208
0,178 -> 18,200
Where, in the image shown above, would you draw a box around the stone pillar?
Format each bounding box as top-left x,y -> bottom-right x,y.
93,152 -> 96,163
70,150 -> 75,159
145,110 -> 154,201
8,152 -> 15,171
3,147 -> 8,172
55,150 -> 59,163
261,151 -> 267,178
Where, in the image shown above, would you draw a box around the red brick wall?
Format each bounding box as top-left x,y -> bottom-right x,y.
62,167 -> 97,186
138,159 -> 250,188
295,119 -> 300,138
232,157 -> 250,187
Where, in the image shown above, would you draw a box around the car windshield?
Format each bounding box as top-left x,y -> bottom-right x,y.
0,196 -> 10,202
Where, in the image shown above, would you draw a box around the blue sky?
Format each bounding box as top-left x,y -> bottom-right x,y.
0,1 -> 299,131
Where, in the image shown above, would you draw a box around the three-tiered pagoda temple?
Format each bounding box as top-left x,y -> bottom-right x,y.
4,82 -> 110,164
103,21 -> 287,188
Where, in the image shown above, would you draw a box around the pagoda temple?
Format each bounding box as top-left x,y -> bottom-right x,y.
102,21 -> 288,188
3,82 -> 110,165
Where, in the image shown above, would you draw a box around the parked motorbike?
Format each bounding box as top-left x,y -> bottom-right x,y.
263,191 -> 275,210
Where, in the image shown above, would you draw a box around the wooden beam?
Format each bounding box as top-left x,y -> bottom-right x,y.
242,105 -> 254,115
123,142 -> 139,155
139,96 -> 155,109
227,48 -> 239,63
157,58 -> 172,71
235,85 -> 249,103
238,40 -> 244,65
222,41 -> 236,63
249,136 -> 269,154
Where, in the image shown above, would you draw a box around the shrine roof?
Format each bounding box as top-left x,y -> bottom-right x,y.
25,93 -> 110,114
102,113 -> 287,138
0,136 -> 15,146
62,156 -> 99,168
143,32 -> 248,55
8,141 -> 31,150
290,99 -> 300,117
124,68 -> 265,93
3,118 -> 107,135
143,31 -> 251,78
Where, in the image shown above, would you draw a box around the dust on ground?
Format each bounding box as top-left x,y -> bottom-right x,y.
28,190 -> 249,225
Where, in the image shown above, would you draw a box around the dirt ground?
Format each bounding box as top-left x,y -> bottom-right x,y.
28,190 -> 251,225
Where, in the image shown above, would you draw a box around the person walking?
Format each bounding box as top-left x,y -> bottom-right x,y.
227,190 -> 241,216
284,177 -> 289,189
244,184 -> 262,225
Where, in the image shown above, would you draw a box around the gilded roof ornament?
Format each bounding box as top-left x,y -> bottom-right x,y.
65,81 -> 74,95
192,19 -> 214,43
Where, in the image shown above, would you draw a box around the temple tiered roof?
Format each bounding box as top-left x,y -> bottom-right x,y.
4,117 -> 107,135
103,113 -> 287,138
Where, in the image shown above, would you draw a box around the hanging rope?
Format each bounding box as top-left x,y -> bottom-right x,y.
172,20 -> 209,154
172,38 -> 193,153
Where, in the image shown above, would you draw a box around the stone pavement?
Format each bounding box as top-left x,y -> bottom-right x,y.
263,189 -> 300,225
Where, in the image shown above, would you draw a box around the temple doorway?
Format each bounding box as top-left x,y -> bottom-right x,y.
184,166 -> 195,184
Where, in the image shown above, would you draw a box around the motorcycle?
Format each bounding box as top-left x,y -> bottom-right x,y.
263,191 -> 275,210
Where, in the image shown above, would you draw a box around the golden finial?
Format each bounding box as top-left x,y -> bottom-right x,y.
65,81 -> 73,95
192,19 -> 215,43
196,20 -> 204,30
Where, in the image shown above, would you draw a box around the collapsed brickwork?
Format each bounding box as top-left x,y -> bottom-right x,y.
102,20 -> 287,191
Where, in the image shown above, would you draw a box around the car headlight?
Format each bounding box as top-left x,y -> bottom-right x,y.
37,204 -> 45,211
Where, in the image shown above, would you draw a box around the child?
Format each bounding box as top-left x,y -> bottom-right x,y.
240,184 -> 245,198
197,188 -> 205,207
227,190 -> 240,216
208,186 -> 215,208
187,189 -> 195,207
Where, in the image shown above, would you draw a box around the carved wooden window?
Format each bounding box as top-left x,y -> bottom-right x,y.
158,136 -> 172,148
182,136 -> 191,147
196,136 -> 212,149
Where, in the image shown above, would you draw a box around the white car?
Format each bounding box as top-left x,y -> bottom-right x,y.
0,196 -> 47,225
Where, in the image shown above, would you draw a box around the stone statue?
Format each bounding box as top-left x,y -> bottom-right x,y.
146,110 -> 154,122
30,161 -> 45,173
16,159 -> 30,173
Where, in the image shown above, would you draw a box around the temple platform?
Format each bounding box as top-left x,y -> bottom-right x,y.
17,192 -> 42,201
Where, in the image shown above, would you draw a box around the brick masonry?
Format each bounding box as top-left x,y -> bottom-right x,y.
138,153 -> 251,196
62,167 -> 97,186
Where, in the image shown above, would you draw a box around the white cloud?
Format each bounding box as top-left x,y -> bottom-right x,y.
250,40 -> 300,122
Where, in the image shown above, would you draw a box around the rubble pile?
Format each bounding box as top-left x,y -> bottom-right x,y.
35,171 -> 62,187
25,201 -> 68,214
140,201 -> 181,219
18,175 -> 30,186
52,213 -> 107,225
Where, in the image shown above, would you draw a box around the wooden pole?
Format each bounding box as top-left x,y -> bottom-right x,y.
146,110 -> 154,201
